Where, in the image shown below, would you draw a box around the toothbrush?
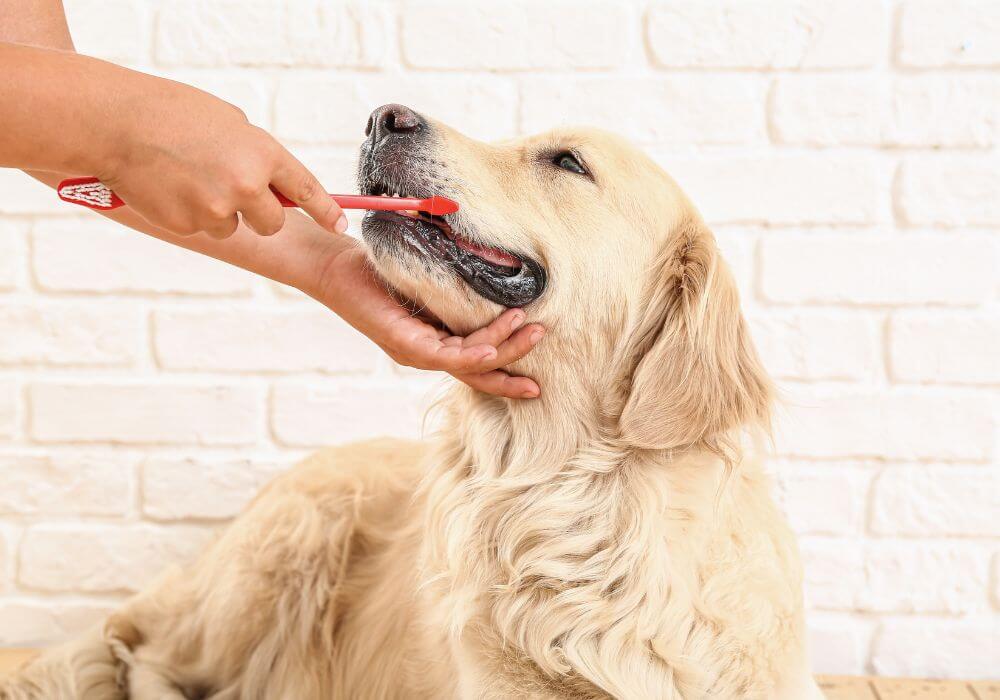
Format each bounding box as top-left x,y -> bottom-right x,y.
56,176 -> 460,217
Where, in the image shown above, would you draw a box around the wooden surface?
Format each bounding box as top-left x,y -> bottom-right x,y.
0,649 -> 37,676
817,675 -> 999,699
0,650 -> 994,698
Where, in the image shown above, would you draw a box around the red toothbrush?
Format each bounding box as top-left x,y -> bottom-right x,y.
56,176 -> 460,217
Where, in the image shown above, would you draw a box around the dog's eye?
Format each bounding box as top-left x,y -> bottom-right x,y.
554,152 -> 587,175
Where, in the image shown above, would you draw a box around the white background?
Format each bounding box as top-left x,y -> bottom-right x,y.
0,0 -> 997,679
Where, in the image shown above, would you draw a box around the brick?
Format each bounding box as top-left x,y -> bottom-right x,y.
155,0 -> 285,67
898,0 -> 1000,67
663,155 -> 884,225
64,0 -> 149,64
0,601 -> 116,646
889,312 -> 1000,385
0,453 -> 132,517
0,531 -> 7,590
275,74 -> 518,144
156,0 -> 387,68
647,0 -> 883,68
401,0 -> 631,70
19,525 -> 213,593
520,75 -> 766,145
890,76 -> 1000,147
286,0 -> 389,67
861,543 -> 990,614
713,230 -> 756,300
872,619 -> 1000,679
993,553 -> 1000,609
990,552 -> 1000,610
142,456 -> 288,521
0,380 -> 16,439
871,466 -> 999,537
760,234 -> 994,305
271,380 -> 436,447
32,218 -> 253,295
777,390 -> 993,461
0,304 -> 141,367
29,382 -> 261,446
153,308 -> 379,374
799,538 -> 864,610
773,463 -> 868,535
807,615 -> 869,675
0,169 -> 66,215
898,156 -> 1000,226
749,311 -> 878,381
770,75 -> 884,145
0,222 -> 25,291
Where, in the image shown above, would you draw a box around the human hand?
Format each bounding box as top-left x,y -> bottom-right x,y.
97,71 -> 343,239
313,238 -> 545,399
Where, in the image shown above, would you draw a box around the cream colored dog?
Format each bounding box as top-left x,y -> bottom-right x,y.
2,105 -> 823,699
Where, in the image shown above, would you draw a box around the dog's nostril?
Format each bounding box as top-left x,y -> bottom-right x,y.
367,103 -> 422,141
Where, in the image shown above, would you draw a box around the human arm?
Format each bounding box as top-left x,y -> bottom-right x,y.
0,40 -> 344,238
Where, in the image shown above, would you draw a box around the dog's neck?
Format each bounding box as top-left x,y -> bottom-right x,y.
419,357 -> 729,696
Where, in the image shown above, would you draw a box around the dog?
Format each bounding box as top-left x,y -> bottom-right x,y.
2,104 -> 823,699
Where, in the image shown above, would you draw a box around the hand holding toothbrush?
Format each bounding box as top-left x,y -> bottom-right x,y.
0,42 -> 345,239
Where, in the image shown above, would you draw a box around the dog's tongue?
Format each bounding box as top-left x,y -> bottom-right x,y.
454,238 -> 522,269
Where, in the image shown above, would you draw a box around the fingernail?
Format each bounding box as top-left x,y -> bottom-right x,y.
529,329 -> 545,344
521,388 -> 539,399
510,312 -> 525,331
334,215 -> 348,234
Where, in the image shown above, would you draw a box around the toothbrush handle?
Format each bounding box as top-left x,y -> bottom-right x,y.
57,178 -> 440,214
268,187 -> 433,213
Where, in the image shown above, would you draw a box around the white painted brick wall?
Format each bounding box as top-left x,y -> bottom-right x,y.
0,0 -> 997,680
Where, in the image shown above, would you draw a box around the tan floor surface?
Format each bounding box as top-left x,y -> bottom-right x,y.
0,649 -> 995,698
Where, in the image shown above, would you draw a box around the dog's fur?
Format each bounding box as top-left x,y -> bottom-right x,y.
2,115 -> 822,699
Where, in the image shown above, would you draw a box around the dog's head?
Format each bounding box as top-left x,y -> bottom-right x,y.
358,104 -> 772,453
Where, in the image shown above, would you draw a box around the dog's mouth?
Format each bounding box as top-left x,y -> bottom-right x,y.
360,181 -> 547,308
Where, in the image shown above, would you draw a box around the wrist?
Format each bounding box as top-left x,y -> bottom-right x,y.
285,215 -> 356,302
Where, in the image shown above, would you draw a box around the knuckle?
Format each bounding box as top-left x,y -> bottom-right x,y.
232,176 -> 260,198
228,102 -> 249,123
296,174 -> 319,203
205,199 -> 233,220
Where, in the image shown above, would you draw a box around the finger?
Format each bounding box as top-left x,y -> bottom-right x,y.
270,151 -> 346,234
454,370 -> 541,399
202,213 -> 240,240
240,190 -> 286,236
477,324 -> 545,371
409,335 -> 498,372
461,308 -> 526,348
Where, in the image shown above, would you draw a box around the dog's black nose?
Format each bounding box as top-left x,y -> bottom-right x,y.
366,104 -> 422,143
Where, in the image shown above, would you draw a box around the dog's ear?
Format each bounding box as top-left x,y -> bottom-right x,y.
618,217 -> 772,455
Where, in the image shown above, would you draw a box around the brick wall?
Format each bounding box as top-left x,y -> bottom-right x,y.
0,0 -> 996,678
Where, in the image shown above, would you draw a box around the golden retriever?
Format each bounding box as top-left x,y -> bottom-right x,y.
2,104 -> 823,699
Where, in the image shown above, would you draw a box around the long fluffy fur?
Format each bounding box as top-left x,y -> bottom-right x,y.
1,122 -> 821,699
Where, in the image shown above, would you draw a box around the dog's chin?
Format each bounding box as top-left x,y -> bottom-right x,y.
362,241 -> 502,337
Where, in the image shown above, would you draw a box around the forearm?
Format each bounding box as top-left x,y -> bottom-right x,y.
0,0 -> 74,49
0,43 -> 134,174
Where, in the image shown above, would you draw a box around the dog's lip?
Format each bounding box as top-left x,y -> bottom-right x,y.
392,209 -> 524,270
361,210 -> 547,307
